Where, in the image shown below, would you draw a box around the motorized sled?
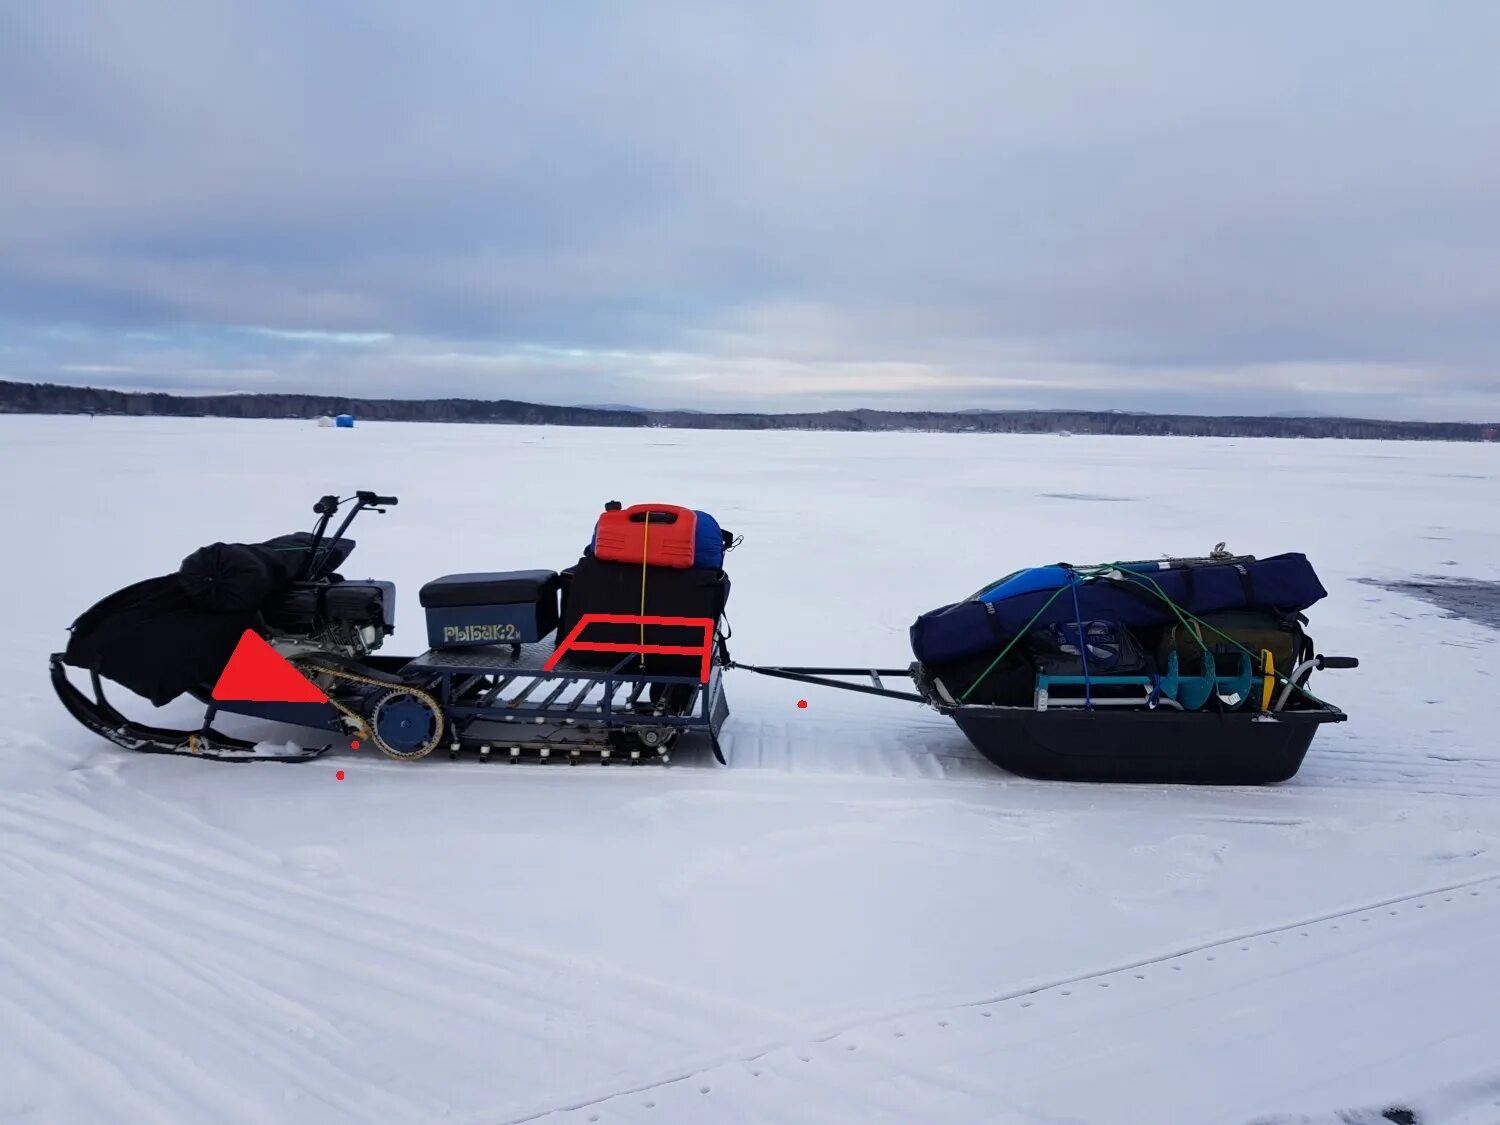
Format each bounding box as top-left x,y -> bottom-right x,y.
51,493 -> 734,764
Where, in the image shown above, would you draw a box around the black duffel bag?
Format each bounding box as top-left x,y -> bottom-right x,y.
558,553 -> 729,677
1026,619 -> 1153,677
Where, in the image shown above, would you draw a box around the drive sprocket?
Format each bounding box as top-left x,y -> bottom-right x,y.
367,686 -> 446,761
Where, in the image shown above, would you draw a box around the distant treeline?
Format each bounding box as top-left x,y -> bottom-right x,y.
0,381 -> 642,428
2,379 -> 1496,442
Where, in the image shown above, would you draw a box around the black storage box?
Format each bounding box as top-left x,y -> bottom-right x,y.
419,570 -> 560,649
558,554 -> 728,676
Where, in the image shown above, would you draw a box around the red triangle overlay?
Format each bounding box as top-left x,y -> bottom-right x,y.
212,630 -> 329,704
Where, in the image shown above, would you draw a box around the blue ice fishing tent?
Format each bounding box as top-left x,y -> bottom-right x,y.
335,414 -> 355,428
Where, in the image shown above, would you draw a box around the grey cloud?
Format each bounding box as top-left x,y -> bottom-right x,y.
2,1 -> 1498,419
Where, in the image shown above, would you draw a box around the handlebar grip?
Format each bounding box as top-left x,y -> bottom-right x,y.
1317,656 -> 1359,669
371,495 -> 398,507
356,491 -> 399,507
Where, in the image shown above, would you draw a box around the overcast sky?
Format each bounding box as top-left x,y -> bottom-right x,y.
3,2 -> 1498,420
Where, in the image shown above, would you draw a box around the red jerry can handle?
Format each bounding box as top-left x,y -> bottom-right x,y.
620,503 -> 691,524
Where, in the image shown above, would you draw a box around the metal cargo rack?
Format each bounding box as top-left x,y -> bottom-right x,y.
395,615 -> 730,764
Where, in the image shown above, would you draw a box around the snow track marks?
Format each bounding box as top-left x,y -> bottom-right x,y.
512,874 -> 1500,1125
0,791 -> 796,1124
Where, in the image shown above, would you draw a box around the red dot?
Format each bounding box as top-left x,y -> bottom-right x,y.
797,699 -> 808,709
351,739 -> 361,750
335,770 -> 345,780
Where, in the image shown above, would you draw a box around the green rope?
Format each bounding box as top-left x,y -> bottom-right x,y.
1107,568 -> 1332,709
959,583 -> 1072,702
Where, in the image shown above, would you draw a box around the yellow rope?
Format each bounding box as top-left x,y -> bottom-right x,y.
638,512 -> 650,668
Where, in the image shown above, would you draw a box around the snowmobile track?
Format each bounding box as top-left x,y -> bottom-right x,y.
0,792 -> 802,1123
497,871 -> 1500,1125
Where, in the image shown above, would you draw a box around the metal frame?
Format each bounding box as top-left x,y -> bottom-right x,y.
141,621 -> 734,764
728,662 -> 925,703
422,651 -> 727,736
390,622 -> 730,762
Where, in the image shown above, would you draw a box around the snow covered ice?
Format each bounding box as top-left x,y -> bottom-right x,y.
3,416 -> 1500,1124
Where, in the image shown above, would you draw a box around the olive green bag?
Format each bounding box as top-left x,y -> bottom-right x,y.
1157,610 -> 1310,676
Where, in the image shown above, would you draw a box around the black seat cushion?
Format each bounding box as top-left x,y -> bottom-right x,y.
419,570 -> 559,608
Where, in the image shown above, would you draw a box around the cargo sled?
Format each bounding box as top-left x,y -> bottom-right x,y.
734,549 -> 1357,785
913,663 -> 1349,784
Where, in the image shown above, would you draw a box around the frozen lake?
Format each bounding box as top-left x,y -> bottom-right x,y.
2,416 -> 1499,1124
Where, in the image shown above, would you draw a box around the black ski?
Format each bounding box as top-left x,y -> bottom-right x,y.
50,656 -> 328,763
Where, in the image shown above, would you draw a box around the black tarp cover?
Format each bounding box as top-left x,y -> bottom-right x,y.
63,533 -> 357,706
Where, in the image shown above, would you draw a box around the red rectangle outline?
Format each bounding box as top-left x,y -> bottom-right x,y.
545,614 -> 716,683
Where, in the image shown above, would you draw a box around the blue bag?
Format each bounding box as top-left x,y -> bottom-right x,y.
910,554 -> 1328,666
692,510 -> 726,570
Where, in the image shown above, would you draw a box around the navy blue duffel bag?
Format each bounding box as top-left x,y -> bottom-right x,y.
910,554 -> 1328,666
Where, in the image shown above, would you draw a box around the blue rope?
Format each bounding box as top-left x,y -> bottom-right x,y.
1066,571 -> 1092,709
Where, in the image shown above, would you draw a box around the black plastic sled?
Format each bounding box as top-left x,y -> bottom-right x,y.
732,651 -> 1356,786
910,656 -> 1354,784
936,695 -> 1345,784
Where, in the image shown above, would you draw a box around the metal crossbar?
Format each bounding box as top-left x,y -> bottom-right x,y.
727,663 -> 925,703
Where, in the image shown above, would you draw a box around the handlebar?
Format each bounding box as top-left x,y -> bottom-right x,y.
1272,653 -> 1359,710
313,491 -> 398,516
302,490 -> 397,580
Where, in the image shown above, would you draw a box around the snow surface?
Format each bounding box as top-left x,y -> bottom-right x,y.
2,416 -> 1499,1125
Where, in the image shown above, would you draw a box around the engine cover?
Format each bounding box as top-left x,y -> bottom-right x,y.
262,580 -> 395,649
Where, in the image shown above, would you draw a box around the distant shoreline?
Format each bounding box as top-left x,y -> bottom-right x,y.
2,379 -> 1496,442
